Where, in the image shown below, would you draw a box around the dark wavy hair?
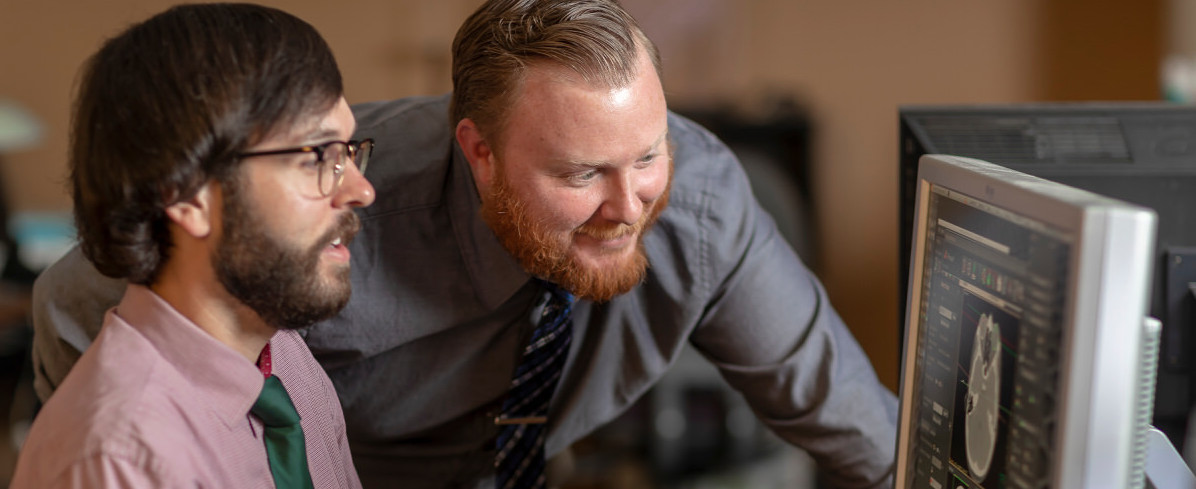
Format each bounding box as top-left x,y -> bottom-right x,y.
70,3 -> 343,285
450,0 -> 661,145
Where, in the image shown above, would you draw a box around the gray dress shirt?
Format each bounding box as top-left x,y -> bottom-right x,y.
31,94 -> 897,488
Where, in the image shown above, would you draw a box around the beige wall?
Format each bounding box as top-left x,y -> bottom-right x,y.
0,0 -> 1162,390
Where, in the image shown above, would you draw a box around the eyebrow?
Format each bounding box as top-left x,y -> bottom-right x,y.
302,127 -> 346,144
646,129 -> 668,155
560,129 -> 670,169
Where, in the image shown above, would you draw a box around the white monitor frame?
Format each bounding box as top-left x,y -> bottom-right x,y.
895,154 -> 1157,489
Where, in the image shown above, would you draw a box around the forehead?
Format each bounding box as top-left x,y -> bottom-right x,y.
499,57 -> 667,160
254,97 -> 354,148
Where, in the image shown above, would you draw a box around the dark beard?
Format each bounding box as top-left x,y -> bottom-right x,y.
213,177 -> 360,329
478,160 -> 671,303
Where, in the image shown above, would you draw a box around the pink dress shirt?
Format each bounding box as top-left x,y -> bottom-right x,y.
11,284 -> 361,488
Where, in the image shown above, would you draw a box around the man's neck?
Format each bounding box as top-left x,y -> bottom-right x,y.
150,264 -> 276,363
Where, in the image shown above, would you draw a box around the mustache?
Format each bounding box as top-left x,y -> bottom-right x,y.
573,197 -> 664,241
574,222 -> 637,241
318,211 -> 362,248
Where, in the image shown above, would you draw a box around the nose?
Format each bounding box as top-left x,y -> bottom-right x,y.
332,160 -> 376,209
598,171 -> 643,225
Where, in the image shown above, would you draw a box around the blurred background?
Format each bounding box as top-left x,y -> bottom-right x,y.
0,0 -> 1181,487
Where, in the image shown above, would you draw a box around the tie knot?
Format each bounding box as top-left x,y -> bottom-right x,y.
252,375 -> 301,428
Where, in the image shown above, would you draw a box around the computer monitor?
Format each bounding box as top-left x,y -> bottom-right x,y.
895,154 -> 1158,488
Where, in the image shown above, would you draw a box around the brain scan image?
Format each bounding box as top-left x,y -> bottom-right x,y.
964,312 -> 1001,480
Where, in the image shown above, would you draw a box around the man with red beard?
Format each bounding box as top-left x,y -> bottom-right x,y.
31,0 -> 896,488
13,4 -> 371,488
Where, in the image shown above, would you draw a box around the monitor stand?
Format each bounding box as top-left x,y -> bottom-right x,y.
1143,317 -> 1196,489
1147,427 -> 1196,489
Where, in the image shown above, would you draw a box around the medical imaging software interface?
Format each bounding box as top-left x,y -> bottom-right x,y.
907,187 -> 1070,489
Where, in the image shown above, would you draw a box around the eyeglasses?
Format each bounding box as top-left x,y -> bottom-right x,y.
238,139 -> 374,197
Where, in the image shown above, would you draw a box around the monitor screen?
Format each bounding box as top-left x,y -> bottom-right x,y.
895,154 -> 1157,488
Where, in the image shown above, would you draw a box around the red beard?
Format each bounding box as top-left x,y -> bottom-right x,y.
479,160 -> 672,302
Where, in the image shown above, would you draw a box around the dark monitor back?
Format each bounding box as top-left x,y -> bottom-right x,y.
898,103 -> 1196,449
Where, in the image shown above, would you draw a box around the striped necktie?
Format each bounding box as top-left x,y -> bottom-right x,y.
253,375 -> 314,489
495,280 -> 574,489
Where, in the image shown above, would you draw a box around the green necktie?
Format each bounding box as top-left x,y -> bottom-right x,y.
252,375 -> 314,489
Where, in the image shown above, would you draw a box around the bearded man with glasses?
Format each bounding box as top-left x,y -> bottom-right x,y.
12,4 -> 371,487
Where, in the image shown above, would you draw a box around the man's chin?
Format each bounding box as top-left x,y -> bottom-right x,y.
554,244 -> 648,303
572,242 -> 637,268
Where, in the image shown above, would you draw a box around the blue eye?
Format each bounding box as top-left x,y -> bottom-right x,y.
564,169 -> 599,186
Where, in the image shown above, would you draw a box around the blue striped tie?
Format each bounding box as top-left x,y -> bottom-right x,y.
495,280 -> 574,489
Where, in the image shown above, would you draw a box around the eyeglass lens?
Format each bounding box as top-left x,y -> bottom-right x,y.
314,143 -> 339,196
317,141 -> 373,196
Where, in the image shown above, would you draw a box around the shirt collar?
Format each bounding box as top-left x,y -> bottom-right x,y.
447,141 -> 531,310
113,284 -> 265,429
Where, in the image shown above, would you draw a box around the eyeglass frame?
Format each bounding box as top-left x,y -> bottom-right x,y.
237,138 -> 374,197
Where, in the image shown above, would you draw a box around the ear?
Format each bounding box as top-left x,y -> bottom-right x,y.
455,118 -> 497,191
164,181 -> 216,239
